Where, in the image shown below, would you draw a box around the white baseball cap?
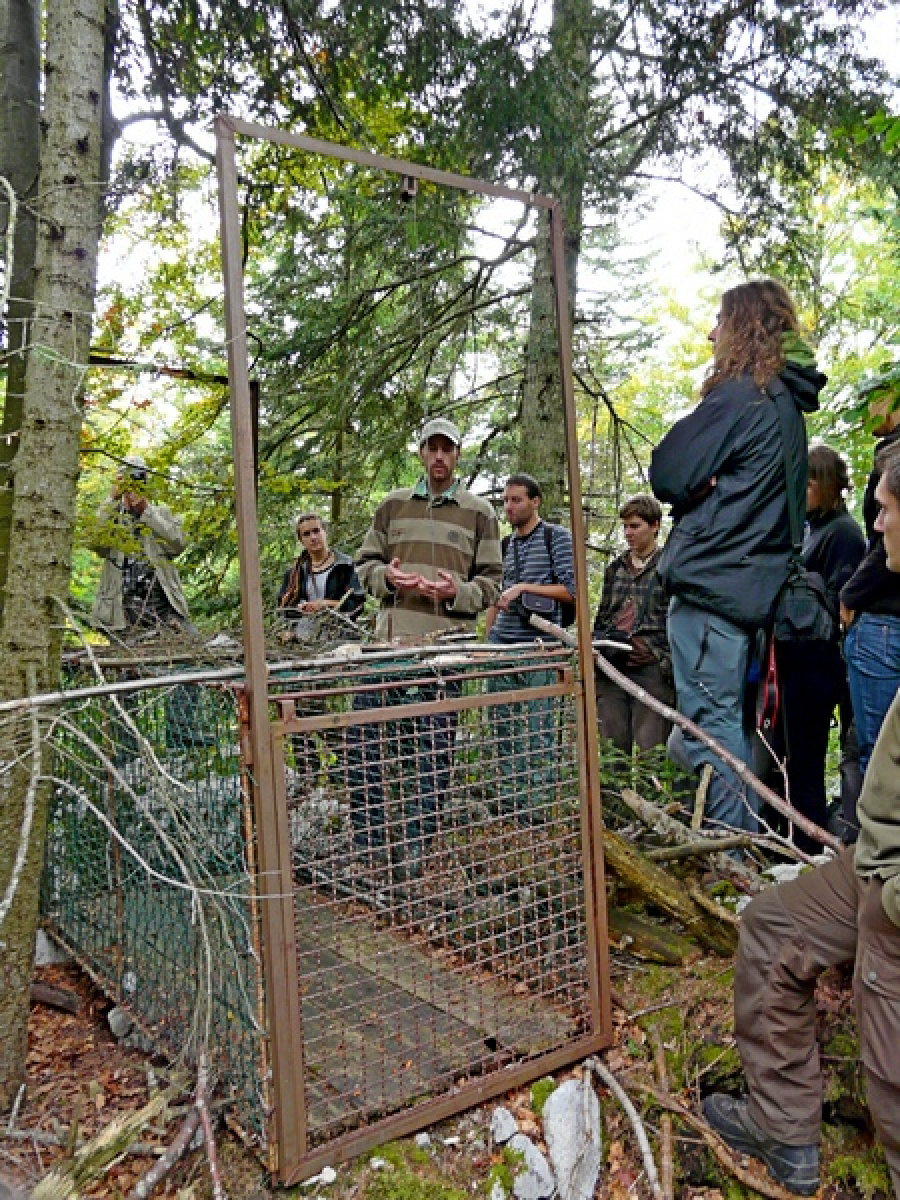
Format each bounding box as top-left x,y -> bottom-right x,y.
419,417 -> 462,447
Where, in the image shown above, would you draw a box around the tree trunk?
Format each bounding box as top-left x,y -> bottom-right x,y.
0,0 -> 41,620
519,0 -> 591,518
0,0 -> 107,1109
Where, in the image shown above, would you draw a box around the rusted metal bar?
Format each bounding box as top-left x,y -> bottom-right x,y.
270,660 -> 573,706
548,201 -> 611,1041
219,114 -> 555,210
216,114 -> 307,1171
280,1031 -> 611,1187
277,682 -> 575,735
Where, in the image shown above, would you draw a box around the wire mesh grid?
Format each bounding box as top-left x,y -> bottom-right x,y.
40,643 -> 605,1175
41,671 -> 269,1151
271,643 -> 598,1156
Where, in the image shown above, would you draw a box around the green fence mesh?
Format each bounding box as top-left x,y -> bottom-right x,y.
41,669 -> 269,1152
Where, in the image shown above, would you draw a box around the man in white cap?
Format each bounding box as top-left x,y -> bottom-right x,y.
350,418 -> 502,873
89,455 -> 194,637
356,417 -> 502,641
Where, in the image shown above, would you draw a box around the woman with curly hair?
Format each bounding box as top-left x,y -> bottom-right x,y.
650,280 -> 826,833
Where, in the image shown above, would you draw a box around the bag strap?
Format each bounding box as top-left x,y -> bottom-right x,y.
766,377 -> 807,559
543,522 -> 559,584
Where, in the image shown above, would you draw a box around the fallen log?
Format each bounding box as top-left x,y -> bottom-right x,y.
603,827 -> 736,957
30,982 -> 80,1014
608,908 -> 703,965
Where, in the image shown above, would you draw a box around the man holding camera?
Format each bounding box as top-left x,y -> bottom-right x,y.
592,494 -> 673,760
485,474 -> 575,818
90,455 -> 194,637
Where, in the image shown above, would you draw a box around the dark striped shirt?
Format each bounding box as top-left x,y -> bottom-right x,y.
489,521 -> 576,643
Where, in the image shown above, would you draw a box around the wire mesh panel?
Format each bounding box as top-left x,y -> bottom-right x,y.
41,675 -> 269,1153
267,643 -> 607,1178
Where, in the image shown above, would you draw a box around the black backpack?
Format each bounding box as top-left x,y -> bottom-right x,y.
500,522 -> 576,628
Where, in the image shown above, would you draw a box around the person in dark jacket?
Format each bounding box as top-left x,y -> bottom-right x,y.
775,445 -> 865,851
592,494 -> 674,759
650,279 -> 825,833
276,512 -> 365,639
702,449 -> 900,1199
840,364 -> 900,776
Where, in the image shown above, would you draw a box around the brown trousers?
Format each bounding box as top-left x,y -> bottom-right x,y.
596,659 -> 673,756
735,847 -> 900,1196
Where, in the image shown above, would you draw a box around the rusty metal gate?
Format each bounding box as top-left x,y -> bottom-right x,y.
242,642 -> 610,1181
213,115 -> 612,1181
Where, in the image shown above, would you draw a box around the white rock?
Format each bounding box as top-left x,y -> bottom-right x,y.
301,1164 -> 336,1187
35,930 -> 70,966
415,1132 -> 433,1150
489,1181 -> 507,1200
507,1133 -> 555,1200
108,1006 -> 134,1039
442,1135 -> 460,1147
491,1106 -> 519,1145
542,1078 -> 602,1200
370,1157 -> 388,1170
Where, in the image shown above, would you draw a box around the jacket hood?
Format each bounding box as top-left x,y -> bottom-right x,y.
779,356 -> 826,415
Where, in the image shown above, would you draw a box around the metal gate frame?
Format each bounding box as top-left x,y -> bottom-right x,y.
214,113 -> 612,1182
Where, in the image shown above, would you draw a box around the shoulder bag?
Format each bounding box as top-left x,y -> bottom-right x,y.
768,379 -> 836,643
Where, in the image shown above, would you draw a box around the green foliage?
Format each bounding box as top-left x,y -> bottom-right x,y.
829,1150 -> 892,1199
485,1162 -> 513,1195
529,1076 -> 556,1117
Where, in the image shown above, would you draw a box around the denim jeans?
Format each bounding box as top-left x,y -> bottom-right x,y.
668,596 -> 757,832
844,613 -> 900,774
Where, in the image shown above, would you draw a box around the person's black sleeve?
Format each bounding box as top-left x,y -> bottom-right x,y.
592,562 -> 617,633
340,565 -> 367,617
650,391 -> 743,516
840,542 -> 896,612
813,521 -> 866,610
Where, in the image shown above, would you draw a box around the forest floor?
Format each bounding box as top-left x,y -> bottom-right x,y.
3,950 -> 892,1200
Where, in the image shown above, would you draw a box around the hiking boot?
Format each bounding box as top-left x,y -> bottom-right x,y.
702,1094 -> 819,1196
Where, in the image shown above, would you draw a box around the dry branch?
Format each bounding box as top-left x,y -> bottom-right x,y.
620,788 -> 764,893
529,615 -> 841,852
645,836 -> 752,861
125,1108 -> 201,1200
30,1086 -> 179,1200
650,1027 -> 675,1200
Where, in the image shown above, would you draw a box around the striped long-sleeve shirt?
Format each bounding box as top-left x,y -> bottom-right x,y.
488,521 -> 576,643
356,478 -> 502,641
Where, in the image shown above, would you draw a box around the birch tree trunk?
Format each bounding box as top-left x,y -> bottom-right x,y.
519,0 -> 592,519
0,0 -> 41,619
0,0 -> 107,1108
